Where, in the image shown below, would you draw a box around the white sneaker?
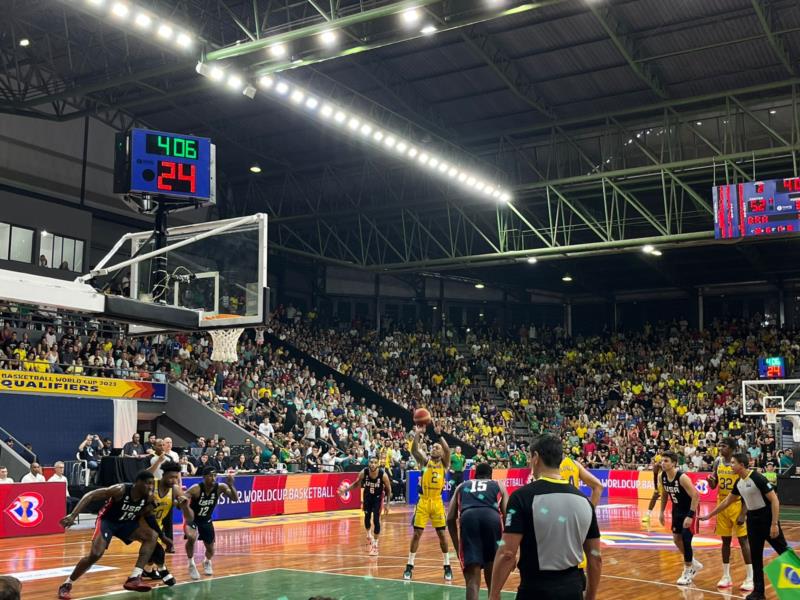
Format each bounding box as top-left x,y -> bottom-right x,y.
369,542 -> 379,556
677,568 -> 694,585
692,559 -> 704,573
188,562 -> 200,580
740,578 -> 754,591
203,560 -> 213,576
716,575 -> 733,588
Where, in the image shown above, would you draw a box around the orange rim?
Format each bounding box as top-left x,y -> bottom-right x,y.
201,313 -> 242,322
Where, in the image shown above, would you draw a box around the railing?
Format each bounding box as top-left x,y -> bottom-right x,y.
0,358 -> 162,382
0,425 -> 36,463
0,304 -> 126,339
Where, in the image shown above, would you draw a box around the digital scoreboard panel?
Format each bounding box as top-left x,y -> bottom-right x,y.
758,356 -> 786,379
713,178 -> 800,239
114,128 -> 215,205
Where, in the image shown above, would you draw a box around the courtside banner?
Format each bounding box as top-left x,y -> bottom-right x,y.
603,470 -> 717,503
0,482 -> 65,539
0,370 -> 166,400
173,473 -> 360,523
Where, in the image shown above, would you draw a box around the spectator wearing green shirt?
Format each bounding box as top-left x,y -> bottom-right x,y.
449,446 -> 466,488
764,462 -> 778,486
779,449 -> 794,474
510,448 -> 527,468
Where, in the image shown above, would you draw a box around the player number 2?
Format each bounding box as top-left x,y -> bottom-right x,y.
468,480 -> 488,492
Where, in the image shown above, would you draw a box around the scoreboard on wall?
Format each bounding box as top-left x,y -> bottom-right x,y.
713,178 -> 800,239
114,128 -> 216,208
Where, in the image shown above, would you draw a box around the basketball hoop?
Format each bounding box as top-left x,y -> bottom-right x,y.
765,407 -> 779,425
203,314 -> 244,363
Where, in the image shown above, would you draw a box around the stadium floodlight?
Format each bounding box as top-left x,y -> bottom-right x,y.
651,249 -> 663,256
86,0 -> 104,6
402,8 -> 421,25
320,30 -> 338,45
269,44 -> 287,58
194,63 -> 514,201
134,12 -> 151,28
562,273 -> 573,282
642,244 -> 655,254
421,25 -> 437,35
157,23 -> 174,40
474,283 -> 485,289
176,32 -> 192,48
527,257 -> 537,264
111,2 -> 129,18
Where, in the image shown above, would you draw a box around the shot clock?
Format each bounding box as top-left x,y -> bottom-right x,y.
114,128 -> 216,208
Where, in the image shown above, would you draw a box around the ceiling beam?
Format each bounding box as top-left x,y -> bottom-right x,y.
750,0 -> 795,76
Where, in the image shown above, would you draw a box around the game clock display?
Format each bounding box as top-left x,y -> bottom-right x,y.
713,178 -> 800,239
114,128 -> 215,204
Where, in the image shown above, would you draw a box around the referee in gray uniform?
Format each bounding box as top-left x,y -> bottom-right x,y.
488,434 -> 601,600
701,452 -> 788,600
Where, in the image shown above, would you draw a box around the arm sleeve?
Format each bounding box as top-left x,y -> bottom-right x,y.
503,490 -> 526,534
731,482 -> 741,496
585,500 -> 601,540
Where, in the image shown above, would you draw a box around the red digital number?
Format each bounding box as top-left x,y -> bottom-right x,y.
158,161 -> 176,191
177,163 -> 196,193
784,178 -> 800,192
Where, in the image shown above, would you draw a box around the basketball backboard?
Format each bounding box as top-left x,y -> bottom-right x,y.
741,379 -> 800,416
81,213 -> 268,333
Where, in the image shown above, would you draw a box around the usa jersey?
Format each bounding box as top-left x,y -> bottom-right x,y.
459,479 -> 501,513
661,472 -> 692,513
191,483 -> 220,524
362,468 -> 385,502
100,483 -> 149,522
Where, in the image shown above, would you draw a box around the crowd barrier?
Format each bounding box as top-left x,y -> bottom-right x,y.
406,468 -> 718,504
0,482 -> 65,539
172,472 -> 361,523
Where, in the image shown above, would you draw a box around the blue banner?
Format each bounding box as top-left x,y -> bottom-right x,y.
582,469 -> 609,500
173,476 -> 253,523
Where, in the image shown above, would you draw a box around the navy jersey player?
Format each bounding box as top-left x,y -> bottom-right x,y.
659,451 -> 702,585
339,456 -> 392,555
447,463 -> 509,600
58,470 -> 168,599
184,467 -> 237,580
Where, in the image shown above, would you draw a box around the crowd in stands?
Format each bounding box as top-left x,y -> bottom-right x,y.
2,307 -> 799,479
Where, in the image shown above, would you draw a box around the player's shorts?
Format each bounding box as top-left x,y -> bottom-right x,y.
459,508 -> 502,567
185,521 -> 215,544
94,518 -> 139,545
714,497 -> 747,537
671,511 -> 699,535
413,496 -> 446,529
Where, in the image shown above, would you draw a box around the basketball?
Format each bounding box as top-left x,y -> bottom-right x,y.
413,408 -> 432,427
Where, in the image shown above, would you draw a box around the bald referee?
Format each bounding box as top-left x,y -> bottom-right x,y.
488,434 -> 602,600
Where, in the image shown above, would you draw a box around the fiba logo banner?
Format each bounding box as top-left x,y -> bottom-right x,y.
5,493 -> 44,527
694,479 -> 710,495
338,481 -> 354,502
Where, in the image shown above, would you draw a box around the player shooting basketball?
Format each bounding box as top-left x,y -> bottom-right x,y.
404,421 -> 453,582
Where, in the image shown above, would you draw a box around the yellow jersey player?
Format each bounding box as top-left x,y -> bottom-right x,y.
143,463 -> 193,586
560,454 -> 604,588
708,438 -> 753,591
642,451 -> 663,524
404,422 -> 453,582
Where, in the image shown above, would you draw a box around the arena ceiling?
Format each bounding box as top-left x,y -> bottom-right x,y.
3,0 -> 800,294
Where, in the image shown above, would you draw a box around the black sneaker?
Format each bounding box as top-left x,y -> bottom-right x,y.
403,564 -> 413,580
143,569 -> 161,580
444,565 -> 453,581
161,569 -> 176,587
57,582 -> 73,600
744,593 -> 766,600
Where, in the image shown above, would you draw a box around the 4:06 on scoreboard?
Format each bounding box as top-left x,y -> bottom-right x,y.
713,177 -> 800,239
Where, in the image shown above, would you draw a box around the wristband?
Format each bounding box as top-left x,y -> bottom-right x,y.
687,510 -> 696,518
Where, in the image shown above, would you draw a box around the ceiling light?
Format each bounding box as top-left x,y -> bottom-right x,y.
492,189 -> 502,199
176,33 -> 192,48
270,44 -> 287,58
476,181 -> 487,192
457,172 -> 468,182
275,81 -> 290,95
527,257 -> 537,264
402,8 -> 421,25
209,67 -> 225,82
360,123 -> 373,136
562,274 -> 573,282
408,147 -> 418,158
320,30 -> 338,45
421,25 -> 437,35
86,0 -> 104,6
484,185 -> 494,195
41,230 -> 49,237
157,24 -> 174,40
695,121 -> 702,126
418,153 -> 430,165
396,141 -> 407,153
373,131 -> 384,142
438,162 -> 449,173
642,244 -> 655,254
134,12 -> 151,28
348,117 -> 360,130
448,167 -> 457,177
466,176 -> 477,187
334,110 -> 347,123
259,75 -> 274,88
226,75 -> 243,90
500,192 -> 511,202
18,38 -> 30,47
290,89 -> 305,103
651,249 -> 663,256
384,135 -> 396,148
305,97 -> 319,110
250,164 -> 262,174
474,283 -> 485,289
111,2 -> 129,18
428,157 -> 439,169
770,109 -> 777,115
320,104 -> 334,118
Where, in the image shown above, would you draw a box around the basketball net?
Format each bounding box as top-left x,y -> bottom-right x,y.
209,328 -> 243,363
765,407 -> 779,425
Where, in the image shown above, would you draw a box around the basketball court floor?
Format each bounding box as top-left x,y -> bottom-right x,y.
4,499 -> 798,599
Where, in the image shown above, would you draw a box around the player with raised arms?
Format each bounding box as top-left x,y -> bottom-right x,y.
707,437 -> 753,591
58,470 -> 167,599
339,455 -> 392,555
184,467 -> 238,580
404,409 -> 453,582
